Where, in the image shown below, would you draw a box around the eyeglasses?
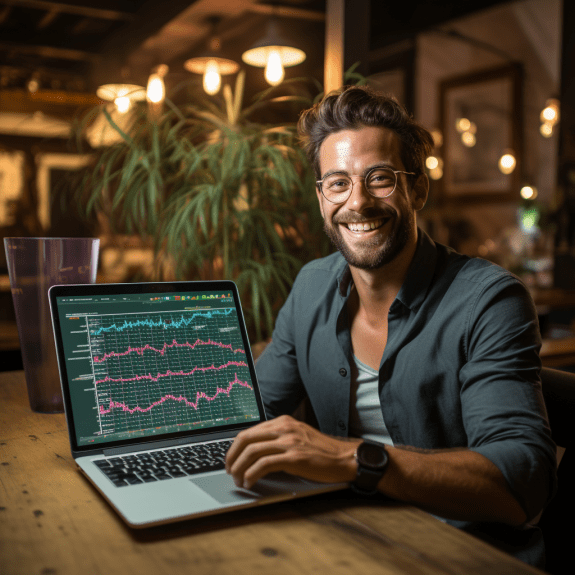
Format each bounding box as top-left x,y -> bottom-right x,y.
316,167 -> 416,204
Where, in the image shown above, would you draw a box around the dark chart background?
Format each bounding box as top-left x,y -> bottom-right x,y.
57,293 -> 261,446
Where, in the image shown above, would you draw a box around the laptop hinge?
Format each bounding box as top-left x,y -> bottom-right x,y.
102,429 -> 240,457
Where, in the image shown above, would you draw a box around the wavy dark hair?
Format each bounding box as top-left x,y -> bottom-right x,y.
298,85 -> 434,179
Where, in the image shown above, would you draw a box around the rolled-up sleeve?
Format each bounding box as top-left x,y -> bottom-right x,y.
459,275 -> 557,521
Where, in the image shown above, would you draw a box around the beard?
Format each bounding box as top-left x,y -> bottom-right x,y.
323,207 -> 415,270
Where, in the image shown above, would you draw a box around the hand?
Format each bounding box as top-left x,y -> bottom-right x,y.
225,415 -> 361,489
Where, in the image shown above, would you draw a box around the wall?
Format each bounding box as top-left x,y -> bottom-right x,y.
415,0 -> 562,253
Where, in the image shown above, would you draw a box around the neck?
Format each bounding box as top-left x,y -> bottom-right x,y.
348,234 -> 418,316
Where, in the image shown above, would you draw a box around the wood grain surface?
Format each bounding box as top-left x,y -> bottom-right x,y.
0,371 -> 544,575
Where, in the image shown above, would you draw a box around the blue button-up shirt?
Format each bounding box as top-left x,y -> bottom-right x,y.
256,229 -> 557,566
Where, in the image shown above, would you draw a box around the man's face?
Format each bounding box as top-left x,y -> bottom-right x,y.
316,126 -> 426,270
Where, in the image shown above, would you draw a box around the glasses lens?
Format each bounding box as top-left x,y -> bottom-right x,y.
366,168 -> 396,197
322,174 -> 352,202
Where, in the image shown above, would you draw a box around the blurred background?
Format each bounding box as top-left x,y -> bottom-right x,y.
1,0 -> 573,370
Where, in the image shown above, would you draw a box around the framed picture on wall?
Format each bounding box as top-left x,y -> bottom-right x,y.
36,153 -> 92,232
439,64 -> 523,203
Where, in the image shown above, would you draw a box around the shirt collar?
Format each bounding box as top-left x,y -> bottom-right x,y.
335,227 -> 438,309
394,228 -> 438,311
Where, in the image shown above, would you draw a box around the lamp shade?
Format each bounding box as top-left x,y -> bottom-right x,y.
96,84 -> 146,102
184,56 -> 240,76
241,20 -> 306,68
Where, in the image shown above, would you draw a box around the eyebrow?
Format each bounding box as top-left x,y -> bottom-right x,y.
320,162 -> 396,180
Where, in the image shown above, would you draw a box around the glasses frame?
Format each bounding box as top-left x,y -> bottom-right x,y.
316,167 -> 416,204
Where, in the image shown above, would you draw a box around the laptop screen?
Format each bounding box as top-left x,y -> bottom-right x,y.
50,282 -> 265,452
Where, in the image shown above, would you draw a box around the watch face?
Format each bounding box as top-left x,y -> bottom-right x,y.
358,442 -> 387,468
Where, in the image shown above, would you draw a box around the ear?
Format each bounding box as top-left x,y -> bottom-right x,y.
316,185 -> 325,218
411,174 -> 429,212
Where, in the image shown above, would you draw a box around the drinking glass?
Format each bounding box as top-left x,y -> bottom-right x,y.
4,237 -> 99,413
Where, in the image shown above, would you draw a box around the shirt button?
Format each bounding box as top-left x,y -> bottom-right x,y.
338,420 -> 347,431
339,368 -> 347,376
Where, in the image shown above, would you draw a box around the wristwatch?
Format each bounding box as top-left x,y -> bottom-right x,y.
352,440 -> 389,495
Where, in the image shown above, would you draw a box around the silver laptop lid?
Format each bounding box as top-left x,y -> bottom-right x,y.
49,281 -> 266,457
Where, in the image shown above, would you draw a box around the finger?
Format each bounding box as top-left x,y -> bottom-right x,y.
229,438 -> 284,486
226,429 -> 279,471
225,417 -> 294,470
239,452 -> 296,489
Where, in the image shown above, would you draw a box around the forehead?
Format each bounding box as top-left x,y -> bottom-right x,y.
318,126 -> 403,175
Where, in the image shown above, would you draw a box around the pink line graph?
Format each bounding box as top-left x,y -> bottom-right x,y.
94,360 -> 249,385
93,338 -> 245,363
99,373 -> 252,414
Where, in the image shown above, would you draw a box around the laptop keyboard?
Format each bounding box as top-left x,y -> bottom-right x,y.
93,439 -> 233,487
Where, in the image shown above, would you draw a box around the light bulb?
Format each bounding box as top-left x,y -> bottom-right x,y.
461,131 -> 476,147
540,122 -> 553,138
114,96 -> 130,113
498,152 -> 516,174
429,167 -> 443,180
426,156 -> 439,170
203,60 -> 221,95
455,118 -> 471,133
147,73 -> 165,103
520,186 -> 537,200
264,50 -> 284,86
540,99 -> 560,125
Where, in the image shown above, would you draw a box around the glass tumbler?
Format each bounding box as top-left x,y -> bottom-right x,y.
4,237 -> 99,413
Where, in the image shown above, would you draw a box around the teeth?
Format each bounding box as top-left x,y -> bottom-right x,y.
346,218 -> 384,232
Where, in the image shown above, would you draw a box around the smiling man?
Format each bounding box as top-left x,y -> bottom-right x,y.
225,86 -> 557,567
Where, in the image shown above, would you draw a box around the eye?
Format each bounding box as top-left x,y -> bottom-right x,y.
368,169 -> 394,187
324,175 -> 351,191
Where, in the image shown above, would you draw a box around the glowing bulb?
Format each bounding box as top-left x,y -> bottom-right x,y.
114,96 -> 130,113
541,107 -> 557,123
264,50 -> 284,86
540,99 -> 559,125
461,131 -> 476,147
520,186 -> 538,200
540,122 -> 553,138
498,152 -> 516,174
426,156 -> 439,170
203,60 -> 221,95
147,73 -> 165,103
456,118 -> 471,133
429,167 -> 443,180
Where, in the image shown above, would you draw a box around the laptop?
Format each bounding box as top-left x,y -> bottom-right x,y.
49,280 -> 345,528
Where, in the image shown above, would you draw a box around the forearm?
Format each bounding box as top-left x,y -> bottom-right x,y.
378,446 -> 527,526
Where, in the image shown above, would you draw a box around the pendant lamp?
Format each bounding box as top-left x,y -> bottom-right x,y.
96,83 -> 146,113
241,19 -> 306,86
184,38 -> 240,96
184,17 -> 240,96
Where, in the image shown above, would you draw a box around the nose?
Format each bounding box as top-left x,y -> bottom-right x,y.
346,176 -> 376,211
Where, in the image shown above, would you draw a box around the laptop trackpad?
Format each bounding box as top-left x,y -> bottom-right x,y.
191,472 -> 309,505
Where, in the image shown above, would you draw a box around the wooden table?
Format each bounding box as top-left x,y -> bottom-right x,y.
0,371 -> 544,575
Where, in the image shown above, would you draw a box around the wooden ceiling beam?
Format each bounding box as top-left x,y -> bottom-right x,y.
247,3 -> 325,21
0,40 -> 99,62
0,4 -> 12,24
36,8 -> 59,29
1,0 -> 133,21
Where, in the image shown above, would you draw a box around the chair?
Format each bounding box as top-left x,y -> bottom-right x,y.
537,367 -> 575,575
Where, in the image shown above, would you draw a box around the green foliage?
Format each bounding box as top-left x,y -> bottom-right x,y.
74,72 -> 331,341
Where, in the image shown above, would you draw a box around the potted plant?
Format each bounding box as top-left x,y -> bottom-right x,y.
72,72 -> 332,342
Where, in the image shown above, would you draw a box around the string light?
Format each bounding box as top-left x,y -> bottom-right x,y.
520,186 -> 538,200
461,131 -> 476,147
498,151 -> 516,175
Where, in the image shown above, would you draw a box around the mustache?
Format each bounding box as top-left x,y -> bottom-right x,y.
332,208 -> 394,225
